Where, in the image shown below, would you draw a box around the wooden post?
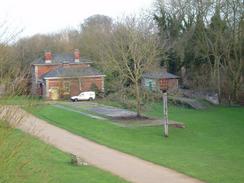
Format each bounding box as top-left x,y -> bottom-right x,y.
163,91 -> 168,137
160,77 -> 169,137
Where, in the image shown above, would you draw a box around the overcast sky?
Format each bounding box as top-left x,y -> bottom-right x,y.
0,0 -> 154,39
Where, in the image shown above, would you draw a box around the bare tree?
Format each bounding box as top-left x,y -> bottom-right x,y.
221,0 -> 244,102
154,0 -> 243,103
77,15 -> 113,61
0,21 -> 48,182
98,16 -> 161,116
196,0 -> 244,102
0,21 -> 29,96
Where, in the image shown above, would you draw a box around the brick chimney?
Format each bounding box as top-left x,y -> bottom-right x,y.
74,49 -> 80,63
44,51 -> 52,63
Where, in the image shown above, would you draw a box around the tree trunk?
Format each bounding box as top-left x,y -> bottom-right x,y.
215,57 -> 221,103
135,81 -> 141,117
232,76 -> 241,102
217,64 -> 221,104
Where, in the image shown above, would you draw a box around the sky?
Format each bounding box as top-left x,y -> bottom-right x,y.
0,0 -> 154,39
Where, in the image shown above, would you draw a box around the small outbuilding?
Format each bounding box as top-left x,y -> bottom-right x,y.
142,69 -> 179,92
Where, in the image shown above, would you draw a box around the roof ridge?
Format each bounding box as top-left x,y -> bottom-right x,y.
41,66 -> 104,79
32,53 -> 93,65
142,71 -> 179,79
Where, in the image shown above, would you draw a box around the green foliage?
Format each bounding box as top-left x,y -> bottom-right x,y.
90,83 -> 99,93
154,0 -> 244,103
30,103 -> 244,183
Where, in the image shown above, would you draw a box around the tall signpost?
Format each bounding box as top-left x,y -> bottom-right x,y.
160,79 -> 169,137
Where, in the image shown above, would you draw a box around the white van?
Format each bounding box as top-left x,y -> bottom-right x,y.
71,91 -> 95,102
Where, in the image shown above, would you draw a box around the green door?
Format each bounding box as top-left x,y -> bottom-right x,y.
148,81 -> 152,91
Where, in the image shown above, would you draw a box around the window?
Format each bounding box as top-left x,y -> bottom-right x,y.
63,81 -> 70,94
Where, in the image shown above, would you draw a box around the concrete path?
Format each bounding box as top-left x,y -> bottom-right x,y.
0,106 -> 204,183
89,106 -> 137,118
53,104 -> 106,120
53,101 -> 138,118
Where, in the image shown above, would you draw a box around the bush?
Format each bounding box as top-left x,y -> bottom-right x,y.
90,83 -> 105,98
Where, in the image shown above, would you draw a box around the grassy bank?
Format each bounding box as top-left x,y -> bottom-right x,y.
0,121 -> 127,183
0,96 -> 43,105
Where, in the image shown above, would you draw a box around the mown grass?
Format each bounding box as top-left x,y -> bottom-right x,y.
0,122 -> 127,183
0,95 -> 43,105
29,103 -> 244,183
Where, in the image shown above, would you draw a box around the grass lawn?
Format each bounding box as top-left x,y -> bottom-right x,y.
0,122 -> 127,183
0,96 -> 43,105
29,103 -> 244,183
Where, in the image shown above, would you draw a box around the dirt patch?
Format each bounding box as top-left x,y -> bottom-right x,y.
111,117 -> 185,128
112,115 -> 152,121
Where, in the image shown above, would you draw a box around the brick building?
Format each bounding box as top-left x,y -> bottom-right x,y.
142,68 -> 179,92
31,50 -> 105,100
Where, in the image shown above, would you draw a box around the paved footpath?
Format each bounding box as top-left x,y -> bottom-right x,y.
0,106 -> 204,183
